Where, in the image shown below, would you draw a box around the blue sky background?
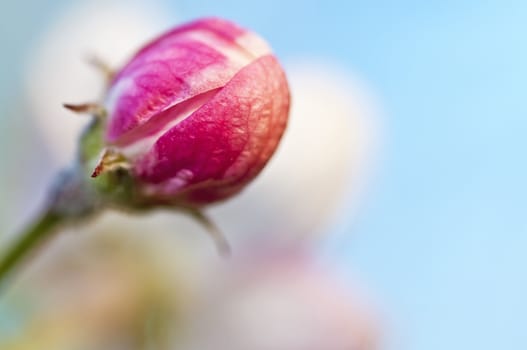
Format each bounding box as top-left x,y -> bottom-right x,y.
1,1 -> 527,349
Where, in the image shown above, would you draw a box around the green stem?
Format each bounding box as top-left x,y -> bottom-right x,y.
0,210 -> 63,290
188,209 -> 231,257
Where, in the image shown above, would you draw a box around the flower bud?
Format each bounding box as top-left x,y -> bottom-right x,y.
101,17 -> 290,207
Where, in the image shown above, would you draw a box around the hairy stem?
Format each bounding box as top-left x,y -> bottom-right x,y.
0,209 -> 63,290
0,167 -> 98,291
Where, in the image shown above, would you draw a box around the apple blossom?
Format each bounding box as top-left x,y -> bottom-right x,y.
0,17 -> 290,286
96,17 -> 290,208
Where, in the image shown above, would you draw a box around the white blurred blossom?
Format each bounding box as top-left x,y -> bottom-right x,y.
182,245 -> 381,350
0,211 -> 214,350
24,0 -> 172,168
213,60 -> 380,242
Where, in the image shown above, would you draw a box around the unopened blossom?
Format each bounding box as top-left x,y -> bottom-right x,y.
99,17 -> 290,208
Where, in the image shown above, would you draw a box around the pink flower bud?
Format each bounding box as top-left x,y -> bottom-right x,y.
104,17 -> 290,207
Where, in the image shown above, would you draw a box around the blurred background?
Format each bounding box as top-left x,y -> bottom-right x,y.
1,0 -> 526,349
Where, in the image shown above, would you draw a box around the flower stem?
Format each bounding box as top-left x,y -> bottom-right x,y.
0,209 -> 63,290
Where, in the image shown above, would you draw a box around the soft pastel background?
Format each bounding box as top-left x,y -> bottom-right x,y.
1,1 -> 526,349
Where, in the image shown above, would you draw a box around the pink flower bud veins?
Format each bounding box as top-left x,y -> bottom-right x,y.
79,17 -> 290,250
0,17 -> 290,284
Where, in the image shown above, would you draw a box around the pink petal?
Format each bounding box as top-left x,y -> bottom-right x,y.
105,17 -> 270,143
132,54 -> 290,206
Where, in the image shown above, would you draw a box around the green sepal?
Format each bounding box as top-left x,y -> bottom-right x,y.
78,118 -> 140,209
